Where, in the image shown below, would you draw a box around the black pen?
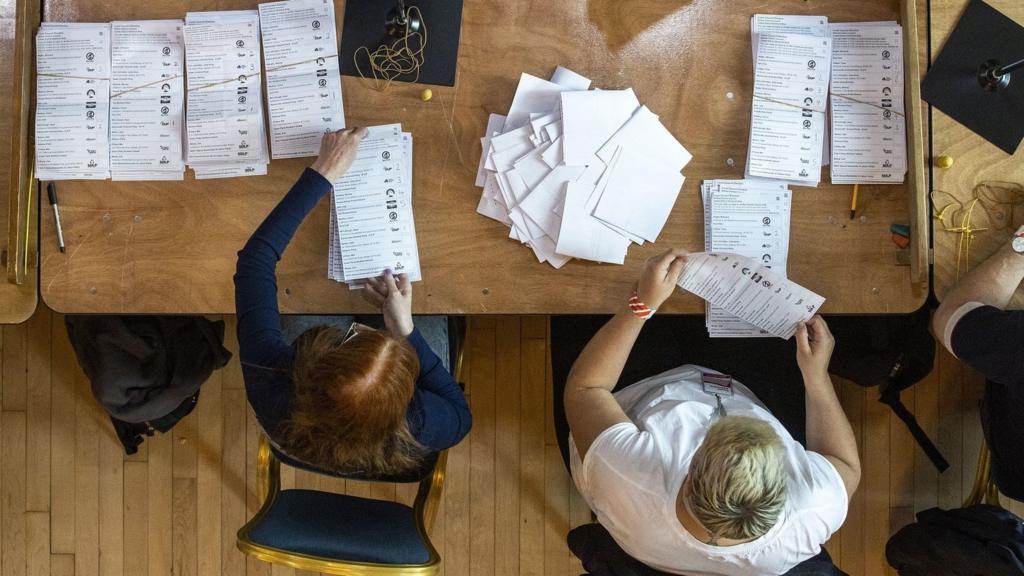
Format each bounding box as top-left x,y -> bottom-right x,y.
48,182 -> 65,253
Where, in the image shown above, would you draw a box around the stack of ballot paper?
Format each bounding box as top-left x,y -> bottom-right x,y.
328,124 -> 421,288
701,179 -> 793,337
677,252 -> 824,340
829,22 -> 906,184
183,11 -> 270,179
109,20 -> 186,181
474,66 -> 692,268
259,0 -> 346,159
35,23 -> 112,180
746,16 -> 832,187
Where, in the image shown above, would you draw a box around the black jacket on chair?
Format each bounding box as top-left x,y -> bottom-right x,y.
66,315 -> 232,454
886,505 -> 1024,576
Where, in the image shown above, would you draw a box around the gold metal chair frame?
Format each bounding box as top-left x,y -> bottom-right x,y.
237,319 -> 466,575
964,439 -> 1001,508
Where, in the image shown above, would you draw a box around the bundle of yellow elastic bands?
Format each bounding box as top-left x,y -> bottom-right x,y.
933,181 -> 1024,278
353,6 -> 427,91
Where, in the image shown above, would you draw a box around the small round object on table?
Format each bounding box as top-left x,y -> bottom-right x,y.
935,155 -> 955,169
420,88 -> 433,102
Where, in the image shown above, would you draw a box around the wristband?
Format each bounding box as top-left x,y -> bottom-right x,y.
628,293 -> 656,320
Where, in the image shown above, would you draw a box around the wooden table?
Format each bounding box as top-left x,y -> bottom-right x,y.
930,0 -> 1024,307
39,0 -> 929,315
0,0 -> 38,324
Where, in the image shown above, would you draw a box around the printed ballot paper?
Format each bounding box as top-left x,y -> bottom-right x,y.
829,22 -> 906,185
109,20 -> 186,181
702,179 -> 793,337
259,0 -> 346,159
677,252 -> 824,340
184,10 -> 270,179
328,124 -> 420,288
473,66 -> 691,268
35,23 -> 112,180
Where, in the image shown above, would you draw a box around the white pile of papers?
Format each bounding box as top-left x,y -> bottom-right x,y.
701,179 -> 792,337
184,10 -> 269,179
328,124 -> 421,288
258,0 -> 346,159
677,252 -> 824,340
475,67 -> 691,268
829,22 -> 906,184
109,20 -> 185,181
746,16 -> 832,187
35,23 -> 112,180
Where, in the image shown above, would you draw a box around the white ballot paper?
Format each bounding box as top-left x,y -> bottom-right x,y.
829,22 -> 906,184
184,10 -> 269,178
259,0 -> 346,159
677,252 -> 823,340
746,32 -> 831,187
702,179 -> 792,337
328,124 -> 420,286
109,20 -> 186,180
473,66 -> 690,269
35,22 -> 112,180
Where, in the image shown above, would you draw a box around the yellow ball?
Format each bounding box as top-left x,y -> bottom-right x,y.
935,155 -> 954,169
420,88 -> 433,102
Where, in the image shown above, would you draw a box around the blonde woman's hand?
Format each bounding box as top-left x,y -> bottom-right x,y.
795,315 -> 835,384
309,127 -> 368,182
636,249 -> 689,309
362,270 -> 415,338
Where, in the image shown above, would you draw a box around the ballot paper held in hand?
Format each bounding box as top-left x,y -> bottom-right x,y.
677,252 -> 824,339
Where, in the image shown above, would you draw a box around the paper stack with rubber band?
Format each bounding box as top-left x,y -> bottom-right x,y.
473,66 -> 692,268
676,252 -> 824,340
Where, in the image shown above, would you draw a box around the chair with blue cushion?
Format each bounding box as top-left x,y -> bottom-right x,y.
237,316 -> 465,575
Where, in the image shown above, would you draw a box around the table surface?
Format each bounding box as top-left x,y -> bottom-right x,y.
930,0 -> 1024,307
39,0 -> 928,315
0,0 -> 37,324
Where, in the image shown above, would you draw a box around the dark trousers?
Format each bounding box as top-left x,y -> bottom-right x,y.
551,315 -> 807,470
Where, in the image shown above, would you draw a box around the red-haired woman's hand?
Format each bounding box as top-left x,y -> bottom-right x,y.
363,270 -> 414,338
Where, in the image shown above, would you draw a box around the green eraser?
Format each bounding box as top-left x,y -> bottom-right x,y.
890,223 -> 910,237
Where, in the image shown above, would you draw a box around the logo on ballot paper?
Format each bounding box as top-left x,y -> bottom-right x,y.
312,19 -> 321,29
236,40 -> 245,48
162,46 -> 171,56
882,50 -> 891,60
86,110 -> 95,119
161,106 -> 169,116
389,211 -> 399,221
382,151 -> 391,160
807,60 -> 817,70
802,120 -> 812,129
318,79 -> 328,87
86,51 -> 95,61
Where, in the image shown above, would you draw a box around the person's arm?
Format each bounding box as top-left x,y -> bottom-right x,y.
796,316 -> 861,500
933,231 -> 1024,345
234,128 -> 367,365
564,249 -> 688,459
362,269 -> 472,448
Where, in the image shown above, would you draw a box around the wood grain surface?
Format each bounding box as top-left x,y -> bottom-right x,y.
930,0 -> 1024,307
0,0 -> 37,324
38,0 -> 928,314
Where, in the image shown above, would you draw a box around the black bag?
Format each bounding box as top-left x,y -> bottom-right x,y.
65,315 -> 232,454
568,522 -> 847,576
886,505 -> 1024,575
826,304 -> 948,471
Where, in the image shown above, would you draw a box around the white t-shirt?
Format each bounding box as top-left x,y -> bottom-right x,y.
569,365 -> 848,576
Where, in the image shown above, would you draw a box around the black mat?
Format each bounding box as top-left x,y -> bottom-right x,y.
921,0 -> 1024,154
338,0 -> 463,87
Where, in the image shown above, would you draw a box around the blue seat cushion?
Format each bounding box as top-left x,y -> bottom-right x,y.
247,489 -> 430,565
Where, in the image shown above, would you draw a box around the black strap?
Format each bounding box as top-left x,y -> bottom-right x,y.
880,393 -> 950,472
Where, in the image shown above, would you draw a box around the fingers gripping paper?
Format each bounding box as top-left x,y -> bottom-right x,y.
677,252 -> 824,339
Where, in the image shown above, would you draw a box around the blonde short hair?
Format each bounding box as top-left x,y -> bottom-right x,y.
687,416 -> 787,541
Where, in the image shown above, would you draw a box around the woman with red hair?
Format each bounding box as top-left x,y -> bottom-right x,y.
234,128 -> 471,475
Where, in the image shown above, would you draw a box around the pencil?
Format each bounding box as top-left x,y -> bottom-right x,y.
850,184 -> 859,220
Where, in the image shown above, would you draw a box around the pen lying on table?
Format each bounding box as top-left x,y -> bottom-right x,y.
48,182 -> 65,253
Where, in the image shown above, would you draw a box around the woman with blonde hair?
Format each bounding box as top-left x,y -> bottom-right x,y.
561,249 -> 860,575
234,128 -> 471,476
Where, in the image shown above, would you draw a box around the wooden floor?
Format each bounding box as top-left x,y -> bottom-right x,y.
0,307 -> 1012,576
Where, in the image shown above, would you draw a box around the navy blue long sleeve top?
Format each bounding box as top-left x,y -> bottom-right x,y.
233,168 -> 471,452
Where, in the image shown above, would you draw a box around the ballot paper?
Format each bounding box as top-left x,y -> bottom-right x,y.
327,124 -> 420,286
677,252 -> 824,340
473,67 -> 691,268
259,0 -> 345,159
35,23 -> 112,180
746,31 -> 831,187
184,10 -> 269,178
829,22 -> 906,184
702,179 -> 793,337
109,20 -> 186,180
